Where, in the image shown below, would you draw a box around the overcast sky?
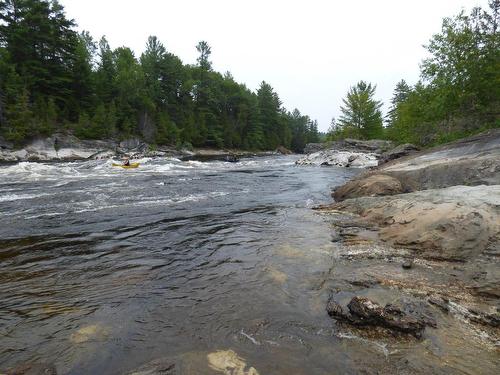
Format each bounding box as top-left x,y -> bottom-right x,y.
60,0 -> 489,132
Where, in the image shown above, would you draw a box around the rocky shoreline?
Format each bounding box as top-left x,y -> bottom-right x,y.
315,129 -> 499,360
0,133 -> 280,163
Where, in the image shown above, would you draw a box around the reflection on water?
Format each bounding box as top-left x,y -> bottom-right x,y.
0,157 -> 497,374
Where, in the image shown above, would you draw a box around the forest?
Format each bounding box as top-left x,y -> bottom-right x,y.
0,0 -> 498,151
0,0 -> 320,151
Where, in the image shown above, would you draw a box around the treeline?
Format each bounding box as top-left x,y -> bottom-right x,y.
0,0 -> 319,151
328,1 -> 499,146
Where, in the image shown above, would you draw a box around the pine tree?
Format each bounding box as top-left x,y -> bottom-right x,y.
338,81 -> 383,139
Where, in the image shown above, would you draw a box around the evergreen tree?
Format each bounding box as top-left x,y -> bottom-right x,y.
386,79 -> 411,126
338,81 -> 383,139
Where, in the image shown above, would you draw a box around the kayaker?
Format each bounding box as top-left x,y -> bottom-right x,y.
123,157 -> 130,166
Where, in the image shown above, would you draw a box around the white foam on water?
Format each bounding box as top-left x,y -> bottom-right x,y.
0,192 -> 55,202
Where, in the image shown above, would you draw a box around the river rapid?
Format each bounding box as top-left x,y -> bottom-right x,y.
1,156 -> 371,374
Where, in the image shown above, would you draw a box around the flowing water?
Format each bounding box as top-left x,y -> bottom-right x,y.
0,157 -> 497,374
0,156 -> 365,374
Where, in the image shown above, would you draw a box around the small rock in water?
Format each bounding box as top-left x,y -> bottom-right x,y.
402,259 -> 413,269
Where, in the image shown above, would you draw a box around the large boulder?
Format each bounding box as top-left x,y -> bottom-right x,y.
333,174 -> 404,201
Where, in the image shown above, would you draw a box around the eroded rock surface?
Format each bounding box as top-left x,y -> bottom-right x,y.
329,185 -> 500,260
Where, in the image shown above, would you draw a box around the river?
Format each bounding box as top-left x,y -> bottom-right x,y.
1,156 -> 372,374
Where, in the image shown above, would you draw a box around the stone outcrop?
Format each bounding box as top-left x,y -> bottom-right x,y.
378,129 -> 500,191
298,139 -> 394,168
331,129 -> 500,197
295,150 -> 379,168
333,174 -> 404,201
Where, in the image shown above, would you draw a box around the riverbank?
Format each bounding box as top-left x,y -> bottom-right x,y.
315,129 -> 499,369
0,133 -> 284,163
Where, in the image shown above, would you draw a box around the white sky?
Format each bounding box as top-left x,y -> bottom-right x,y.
60,0 -> 489,132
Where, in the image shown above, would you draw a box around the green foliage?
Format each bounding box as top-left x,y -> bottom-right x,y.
336,81 -> 383,140
0,1 -> 319,151
386,1 -> 500,146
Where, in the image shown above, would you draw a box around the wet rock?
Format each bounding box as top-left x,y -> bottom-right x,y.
378,143 -> 419,165
224,154 -> 240,163
4,363 -> 57,375
333,174 -> 404,201
126,358 -> 176,375
327,296 -> 428,337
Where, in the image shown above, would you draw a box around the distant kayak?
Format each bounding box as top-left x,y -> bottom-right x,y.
112,163 -> 140,169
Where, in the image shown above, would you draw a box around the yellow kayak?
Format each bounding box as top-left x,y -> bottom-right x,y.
112,162 -> 140,169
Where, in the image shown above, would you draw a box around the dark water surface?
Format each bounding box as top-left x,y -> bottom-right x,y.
1,156 -> 380,374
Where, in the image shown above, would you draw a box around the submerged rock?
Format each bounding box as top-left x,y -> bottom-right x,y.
69,324 -> 109,344
327,296 -> 428,337
207,350 -> 260,375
